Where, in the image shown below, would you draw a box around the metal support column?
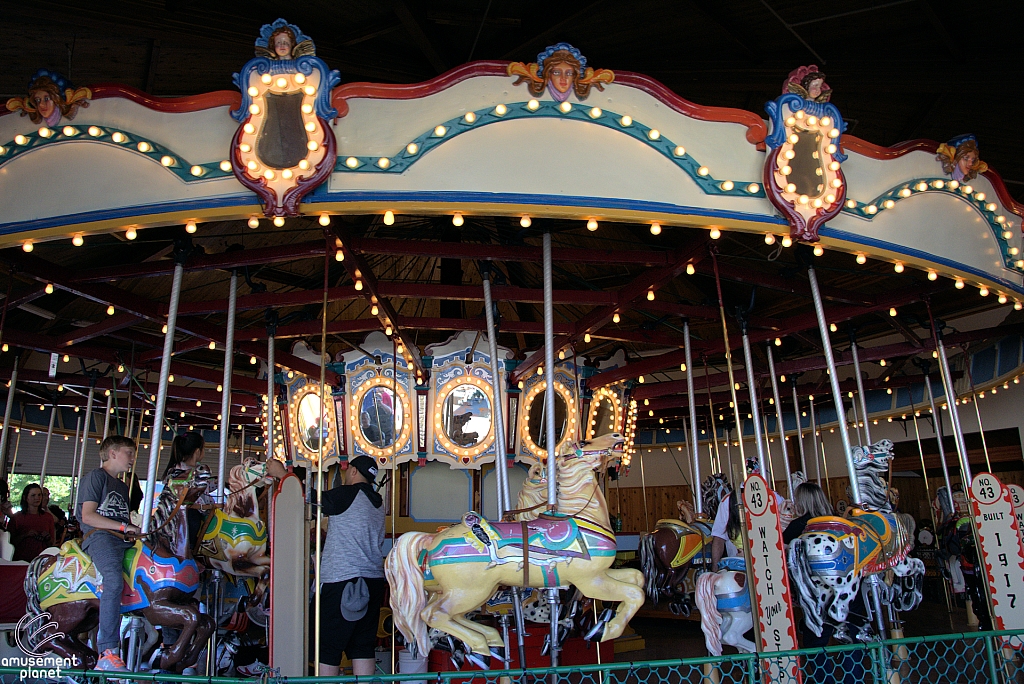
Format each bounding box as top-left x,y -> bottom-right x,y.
684,322 -> 702,514
791,383 -> 807,477
0,356 -> 18,478
741,328 -> 767,476
542,231 -> 560,670
39,401 -> 57,485
936,334 -> 972,482
217,271 -> 238,497
766,346 -> 792,496
925,376 -> 956,511
850,337 -> 872,445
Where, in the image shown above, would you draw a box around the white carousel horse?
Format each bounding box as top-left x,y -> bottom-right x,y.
788,440 -> 925,638
195,458 -> 270,578
386,433 -> 644,657
694,557 -> 755,655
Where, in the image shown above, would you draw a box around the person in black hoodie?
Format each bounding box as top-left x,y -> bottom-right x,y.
312,455 -> 385,676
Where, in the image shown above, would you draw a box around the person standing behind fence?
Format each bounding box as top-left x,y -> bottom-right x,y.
8,483 -> 56,561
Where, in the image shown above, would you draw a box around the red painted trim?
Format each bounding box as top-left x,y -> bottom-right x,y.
845,135 -> 1024,219
0,84 -> 240,117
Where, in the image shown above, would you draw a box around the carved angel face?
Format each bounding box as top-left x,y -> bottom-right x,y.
30,89 -> 56,119
273,32 -> 294,58
547,61 -> 576,94
807,78 -> 824,99
958,150 -> 978,176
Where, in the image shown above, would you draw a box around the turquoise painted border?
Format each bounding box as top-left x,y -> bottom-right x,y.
0,124 -> 233,182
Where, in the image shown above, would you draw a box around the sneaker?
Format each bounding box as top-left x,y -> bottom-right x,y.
95,649 -> 129,672
236,660 -> 267,677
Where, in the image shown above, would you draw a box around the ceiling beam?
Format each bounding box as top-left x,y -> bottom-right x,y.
56,313 -> 143,347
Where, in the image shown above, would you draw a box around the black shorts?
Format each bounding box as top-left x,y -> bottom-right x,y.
311,577 -> 387,665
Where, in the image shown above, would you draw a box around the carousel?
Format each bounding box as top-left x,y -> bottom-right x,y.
0,13 -> 1022,683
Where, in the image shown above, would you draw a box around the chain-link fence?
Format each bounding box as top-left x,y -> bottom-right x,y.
2,629 -> 1022,684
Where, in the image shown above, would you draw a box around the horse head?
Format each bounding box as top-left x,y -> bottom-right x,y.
566,432 -> 624,469
852,439 -> 894,510
701,474 -> 732,517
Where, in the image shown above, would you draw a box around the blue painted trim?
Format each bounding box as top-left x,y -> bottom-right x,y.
310,189 -> 790,226
819,226 -> 1024,296
0,194 -> 254,236
764,93 -> 847,161
231,55 -> 340,122
332,100 -> 768,199
0,125 -> 234,182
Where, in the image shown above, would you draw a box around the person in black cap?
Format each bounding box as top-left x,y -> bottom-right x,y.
313,454 -> 386,676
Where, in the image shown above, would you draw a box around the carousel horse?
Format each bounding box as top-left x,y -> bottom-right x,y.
386,432 -> 645,657
639,493 -> 713,616
195,458 -> 270,578
23,466 -> 216,670
694,557 -> 756,655
788,440 -> 925,638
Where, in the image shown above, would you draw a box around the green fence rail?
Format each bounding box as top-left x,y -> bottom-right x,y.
2,629 -> 1022,684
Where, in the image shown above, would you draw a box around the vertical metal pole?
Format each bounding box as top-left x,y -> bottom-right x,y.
638,448 -> 650,531
482,272 -> 510,514
850,338 -> 872,445
142,262 -> 183,534
808,397 -> 821,486
684,322 -> 702,514
740,330 -> 767,476
766,346 -> 792,496
936,335 -> 972,482
218,271 -> 238,497
710,253 -> 746,476
703,356 -> 723,473
849,391 -> 862,447
267,333 -> 275,460
69,416 -> 83,509
791,383 -> 807,477
0,356 -> 18,477
314,249 -> 329,672
542,231 -> 560,670
39,402 -> 57,485
102,393 -> 112,442
78,388 -> 96,487
962,358 -> 993,473
925,377 -> 956,510
807,267 -> 860,504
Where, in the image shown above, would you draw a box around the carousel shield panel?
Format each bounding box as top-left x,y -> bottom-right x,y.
256,92 -> 307,169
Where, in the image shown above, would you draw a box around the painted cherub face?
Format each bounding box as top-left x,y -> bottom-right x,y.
30,90 -> 55,119
958,150 -> 978,175
807,78 -> 824,99
547,61 -> 576,94
273,32 -> 294,58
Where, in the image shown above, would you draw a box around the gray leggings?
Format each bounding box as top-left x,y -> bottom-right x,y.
83,532 -> 129,653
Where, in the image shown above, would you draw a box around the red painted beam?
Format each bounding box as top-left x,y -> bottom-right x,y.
56,313 -> 143,347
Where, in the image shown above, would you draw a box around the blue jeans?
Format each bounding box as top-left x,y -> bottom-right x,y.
83,532 -> 129,652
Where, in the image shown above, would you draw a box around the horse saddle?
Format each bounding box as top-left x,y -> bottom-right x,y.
494,516 -> 589,560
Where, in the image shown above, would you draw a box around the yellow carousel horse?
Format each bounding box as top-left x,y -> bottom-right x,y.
386,433 -> 644,657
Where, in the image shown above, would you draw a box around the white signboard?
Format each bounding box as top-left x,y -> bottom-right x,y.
969,473 -> 1024,630
1008,484 -> 1024,547
744,474 -> 801,684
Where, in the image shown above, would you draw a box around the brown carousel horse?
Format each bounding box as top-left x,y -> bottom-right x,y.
23,466 -> 216,670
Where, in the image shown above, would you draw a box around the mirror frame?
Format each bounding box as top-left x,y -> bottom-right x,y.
521,380 -> 576,460
434,375 -> 496,460
287,382 -> 336,465
586,387 -> 623,440
348,374 -> 413,460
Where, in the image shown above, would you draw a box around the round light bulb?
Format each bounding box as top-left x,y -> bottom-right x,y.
452,213 -> 464,227
383,210 -> 395,226
318,213 -> 331,226
520,216 -> 531,228
650,223 -> 662,235
248,217 -> 259,229
185,220 -> 197,234
45,283 -> 54,294
72,234 -> 84,247
894,262 -> 904,273
587,219 -> 598,231
709,228 -> 721,239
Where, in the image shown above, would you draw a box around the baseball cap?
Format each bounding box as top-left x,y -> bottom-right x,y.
349,455 -> 379,484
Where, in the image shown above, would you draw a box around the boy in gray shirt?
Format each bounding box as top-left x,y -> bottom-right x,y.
75,436 -> 141,672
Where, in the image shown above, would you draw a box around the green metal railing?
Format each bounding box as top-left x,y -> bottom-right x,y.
2,629 -> 1022,683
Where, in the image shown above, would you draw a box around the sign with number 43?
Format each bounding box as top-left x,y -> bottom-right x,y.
969,473 -> 1024,630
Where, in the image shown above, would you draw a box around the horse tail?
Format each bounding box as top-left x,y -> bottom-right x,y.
788,538 -> 824,638
639,532 -> 659,604
385,531 -> 434,658
24,553 -> 53,616
694,571 -> 722,656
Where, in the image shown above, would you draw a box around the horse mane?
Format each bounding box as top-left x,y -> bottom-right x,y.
226,463 -> 258,518
514,455 -> 605,523
701,474 -> 731,517
853,440 -> 894,511
151,480 -> 185,550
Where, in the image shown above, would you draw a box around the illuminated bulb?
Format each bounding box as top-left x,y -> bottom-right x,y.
855,254 -> 867,265
249,356 -> 257,365
650,223 -> 662,235
894,262 -> 904,273
764,233 -> 776,245
273,217 -> 285,230
829,323 -> 837,332
371,305 -> 379,316
813,245 -> 824,257
220,160 -> 231,171
558,350 -> 565,360
319,213 -> 331,227
889,307 -> 898,317
520,216 -> 531,228
638,375 -> 645,384
1016,302 -> 1023,311
647,128 -> 660,140
45,283 -> 54,294
955,278 -> 965,289
118,365 -> 125,373
612,313 -> 621,323
709,228 -> 721,240
781,236 -> 793,248
785,183 -> 796,193
559,101 -> 572,113
384,210 -> 395,225
355,280 -> 363,291
674,146 -> 686,156
217,384 -> 223,391
587,219 -> 598,231
137,141 -> 151,152
721,180 -> 734,191
88,126 -> 101,136
72,234 -> 84,247
345,157 -> 359,168
107,305 -> 115,316
774,337 -> 782,346
998,294 -> 1008,304
186,220 -> 197,234
452,213 -> 464,227
111,132 -> 126,143
433,125 -> 447,137
160,155 -> 175,167
162,324 -> 168,334
619,115 -> 632,126
697,166 -> 709,176
975,192 -> 986,201
879,359 -> 887,367
209,341 -> 216,350
494,104 -> 507,116
248,217 -> 259,229
335,250 -> 344,262
527,99 -> 540,111
584,333 -> 591,343
647,290 -> 655,301
376,157 -> 389,168
979,286 -> 989,296
686,263 -> 695,275
927,271 -> 937,281
125,227 -> 138,240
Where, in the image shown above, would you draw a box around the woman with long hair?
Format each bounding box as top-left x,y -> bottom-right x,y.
9,483 -> 56,561
162,433 -> 210,550
783,482 -> 833,544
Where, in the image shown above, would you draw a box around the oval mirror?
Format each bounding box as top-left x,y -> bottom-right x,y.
591,398 -> 616,438
528,390 -> 568,450
359,386 -> 404,449
788,130 -> 826,198
297,392 -> 326,452
442,385 -> 492,448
